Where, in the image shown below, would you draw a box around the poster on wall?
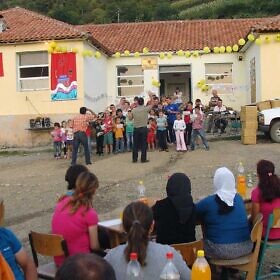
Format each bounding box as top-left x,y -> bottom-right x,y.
51,52 -> 77,101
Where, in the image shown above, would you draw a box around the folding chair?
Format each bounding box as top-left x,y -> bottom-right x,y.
29,231 -> 69,280
256,208 -> 280,279
171,239 -> 203,267
209,213 -> 263,280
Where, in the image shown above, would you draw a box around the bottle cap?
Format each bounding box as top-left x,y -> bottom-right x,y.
130,252 -> 138,260
197,250 -> 205,257
166,252 -> 173,259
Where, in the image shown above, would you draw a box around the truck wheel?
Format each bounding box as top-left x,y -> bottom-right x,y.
270,121 -> 280,143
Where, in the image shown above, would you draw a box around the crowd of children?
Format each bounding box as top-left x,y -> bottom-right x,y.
50,95 -> 210,159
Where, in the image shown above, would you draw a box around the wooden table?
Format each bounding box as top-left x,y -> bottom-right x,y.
98,198 -> 158,248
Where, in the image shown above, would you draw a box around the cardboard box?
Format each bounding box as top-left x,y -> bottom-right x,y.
241,106 -> 258,114
240,106 -> 258,121
241,121 -> 258,129
257,101 -> 271,111
241,135 -> 257,145
241,128 -> 257,137
271,100 -> 280,108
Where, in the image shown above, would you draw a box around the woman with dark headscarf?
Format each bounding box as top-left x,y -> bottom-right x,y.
152,173 -> 196,245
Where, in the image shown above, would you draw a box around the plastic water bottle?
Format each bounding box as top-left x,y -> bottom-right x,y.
126,253 -> 142,279
237,162 -> 247,197
160,252 -> 180,280
137,181 -> 147,204
247,173 -> 253,188
191,250 -> 211,280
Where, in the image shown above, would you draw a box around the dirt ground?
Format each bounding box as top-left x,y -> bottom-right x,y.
0,138 -> 279,276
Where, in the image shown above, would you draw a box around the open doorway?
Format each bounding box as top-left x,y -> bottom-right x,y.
159,65 -> 192,102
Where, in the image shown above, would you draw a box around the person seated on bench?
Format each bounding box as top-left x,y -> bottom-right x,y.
213,99 -> 228,133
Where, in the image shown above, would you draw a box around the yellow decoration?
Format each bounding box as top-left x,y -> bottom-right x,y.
72,48 -> 78,53
185,51 -> 191,58
200,79 -> 206,85
176,50 -> 184,56
247,34 -> 255,41
264,36 -> 270,43
238,38 -> 246,46
82,50 -> 88,57
143,47 -> 149,54
134,52 -> 140,57
203,46 -> 210,54
124,50 -> 130,56
167,52 -> 172,59
193,50 -> 199,57
197,81 -> 202,88
55,46 -> 62,52
114,52 -> 121,58
61,46 -> 67,53
226,46 -> 232,53
159,52 -> 165,59
201,84 -> 209,91
95,51 -> 101,58
47,47 -> 54,54
219,46 -> 225,53
255,38 -> 262,45
232,44 -> 239,52
152,78 -> 160,87
275,34 -> 280,42
87,50 -> 93,57
49,41 -> 57,49
213,47 -> 220,54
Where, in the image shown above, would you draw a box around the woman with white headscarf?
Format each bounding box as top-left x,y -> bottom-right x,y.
195,167 -> 252,259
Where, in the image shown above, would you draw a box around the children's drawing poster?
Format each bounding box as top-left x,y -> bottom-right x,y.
51,52 -> 77,101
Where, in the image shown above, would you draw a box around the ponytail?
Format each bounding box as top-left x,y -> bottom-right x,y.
123,202 -> 153,266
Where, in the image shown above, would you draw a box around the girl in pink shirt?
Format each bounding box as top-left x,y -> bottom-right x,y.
52,171 -> 100,266
251,159 -> 280,239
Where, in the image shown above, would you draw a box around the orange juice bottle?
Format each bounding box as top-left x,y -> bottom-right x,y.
237,162 -> 247,197
191,250 -> 211,280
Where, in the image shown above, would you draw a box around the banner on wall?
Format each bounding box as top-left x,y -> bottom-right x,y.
0,53 -> 4,77
51,52 -> 77,101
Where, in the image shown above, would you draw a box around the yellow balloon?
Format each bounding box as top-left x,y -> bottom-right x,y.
49,41 -> 57,48
203,46 -> 210,53
157,82 -> 161,87
143,47 -> 149,54
72,48 -> 78,53
226,46 -> 232,53
201,84 -> 208,91
167,52 -> 172,59
247,34 -> 255,41
55,46 -> 62,52
200,79 -> 206,85
124,50 -> 130,56
213,47 -> 220,54
193,50 -> 199,57
61,46 -> 67,53
238,38 -> 246,46
95,51 -> 101,58
114,52 -> 121,58
82,50 -> 88,57
176,50 -> 184,56
232,44 -> 239,52
185,51 -> 191,58
220,46 -> 225,53
197,81 -> 202,88
255,38 -> 262,45
159,52 -> 165,59
87,50 -> 93,57
264,36 -> 270,43
47,47 -> 53,54
275,34 -> 280,42
134,52 -> 140,57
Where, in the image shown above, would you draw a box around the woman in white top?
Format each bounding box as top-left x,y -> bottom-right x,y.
173,113 -> 187,151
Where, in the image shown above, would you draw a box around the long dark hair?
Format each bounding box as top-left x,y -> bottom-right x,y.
123,202 -> 153,266
257,160 -> 280,202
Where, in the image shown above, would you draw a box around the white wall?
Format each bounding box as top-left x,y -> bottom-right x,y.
83,42 -> 108,113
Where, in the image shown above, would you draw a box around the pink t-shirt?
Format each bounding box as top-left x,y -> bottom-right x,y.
51,197 -> 98,266
251,187 -> 280,240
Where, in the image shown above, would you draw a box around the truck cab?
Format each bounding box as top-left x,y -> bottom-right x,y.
258,107 -> 280,143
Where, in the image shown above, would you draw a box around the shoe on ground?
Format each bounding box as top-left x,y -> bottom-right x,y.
132,160 -> 137,163
141,160 -> 149,163
165,149 -> 169,152
205,147 -> 210,151
86,162 -> 92,165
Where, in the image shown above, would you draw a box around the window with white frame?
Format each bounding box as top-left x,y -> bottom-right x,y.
18,51 -> 49,91
117,65 -> 144,96
205,63 -> 233,94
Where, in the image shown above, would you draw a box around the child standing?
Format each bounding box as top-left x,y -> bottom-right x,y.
94,118 -> 104,156
51,122 -> 62,159
61,121 -> 67,158
65,119 -> 73,159
183,101 -> 193,148
147,118 -> 157,151
103,110 -> 113,154
190,106 -> 209,151
113,117 -> 124,153
156,110 -> 168,152
173,113 -> 187,152
125,110 -> 134,152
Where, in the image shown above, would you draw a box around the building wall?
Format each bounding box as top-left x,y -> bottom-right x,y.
107,53 -> 247,110
83,42 -> 108,113
260,34 -> 280,101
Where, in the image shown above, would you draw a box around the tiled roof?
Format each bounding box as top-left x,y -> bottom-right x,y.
251,16 -> 280,32
78,18 -> 273,54
0,7 -> 88,43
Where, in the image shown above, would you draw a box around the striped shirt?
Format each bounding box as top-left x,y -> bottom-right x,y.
72,114 -> 96,133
